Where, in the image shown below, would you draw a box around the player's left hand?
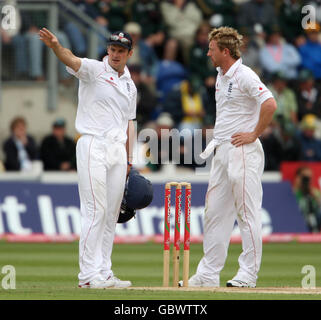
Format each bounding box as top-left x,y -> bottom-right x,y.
231,132 -> 257,147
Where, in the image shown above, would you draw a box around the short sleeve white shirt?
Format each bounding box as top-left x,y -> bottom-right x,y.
213,58 -> 273,141
66,56 -> 137,141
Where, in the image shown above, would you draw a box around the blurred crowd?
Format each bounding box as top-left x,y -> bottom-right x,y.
2,116 -> 76,172
293,165 -> 321,232
1,0 -> 321,174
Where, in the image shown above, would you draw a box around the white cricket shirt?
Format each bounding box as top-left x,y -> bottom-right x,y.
214,58 -> 273,140
67,56 -> 137,142
200,59 -> 273,159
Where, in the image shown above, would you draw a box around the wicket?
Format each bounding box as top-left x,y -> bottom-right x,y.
163,181 -> 191,287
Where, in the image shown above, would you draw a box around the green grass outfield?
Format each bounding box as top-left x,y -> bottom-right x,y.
0,241 -> 320,300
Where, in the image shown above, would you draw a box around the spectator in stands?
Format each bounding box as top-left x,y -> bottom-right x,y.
160,0 -> 203,63
127,0 -> 166,58
12,11 -> 71,81
163,73 -> 215,170
188,21 -> 216,95
259,26 -> 301,80
276,121 -> 302,163
147,112 -> 176,172
240,30 -> 262,76
129,65 -> 158,129
268,72 -> 298,126
260,125 -> 280,171
156,38 -> 188,104
295,69 -> 321,121
83,0 -> 110,58
61,0 -> 87,57
40,118 -> 76,171
163,75 -> 211,133
237,0 -> 278,36
260,120 -> 302,171
278,0 -> 304,44
298,23 -> 321,80
3,117 -> 38,171
63,0 -> 110,58
94,0 -> 128,32
124,22 -> 159,82
297,114 -> 321,161
195,0 -> 236,27
294,166 -> 321,232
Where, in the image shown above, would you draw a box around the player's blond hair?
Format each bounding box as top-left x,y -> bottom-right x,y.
208,27 -> 243,60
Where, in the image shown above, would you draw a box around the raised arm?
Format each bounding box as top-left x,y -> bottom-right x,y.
39,27 -> 81,72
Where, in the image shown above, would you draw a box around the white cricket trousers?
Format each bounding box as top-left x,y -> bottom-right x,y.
196,139 -> 265,285
76,134 -> 127,285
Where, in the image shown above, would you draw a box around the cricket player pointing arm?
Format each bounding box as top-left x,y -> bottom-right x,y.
40,28 -> 136,289
181,27 -> 277,288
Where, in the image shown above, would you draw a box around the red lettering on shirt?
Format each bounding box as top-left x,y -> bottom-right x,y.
105,79 -> 117,86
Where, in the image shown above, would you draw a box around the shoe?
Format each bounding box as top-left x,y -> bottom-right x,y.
226,279 -> 256,288
178,274 -> 219,287
78,278 -> 115,289
110,276 -> 132,288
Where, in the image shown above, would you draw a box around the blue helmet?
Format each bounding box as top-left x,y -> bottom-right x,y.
117,169 -> 153,223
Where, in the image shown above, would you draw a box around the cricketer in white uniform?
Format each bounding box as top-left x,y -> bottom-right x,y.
186,27 -> 277,288
39,28 -> 137,289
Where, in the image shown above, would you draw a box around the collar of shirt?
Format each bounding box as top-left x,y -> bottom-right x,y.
103,56 -> 131,79
216,58 -> 242,78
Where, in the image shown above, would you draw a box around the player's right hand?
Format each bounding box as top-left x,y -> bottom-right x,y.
39,28 -> 59,49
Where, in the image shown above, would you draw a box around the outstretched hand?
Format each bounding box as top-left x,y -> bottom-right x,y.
39,28 -> 59,49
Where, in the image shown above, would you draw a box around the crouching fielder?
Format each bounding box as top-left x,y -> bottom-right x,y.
186,27 -> 277,288
39,28 -> 137,289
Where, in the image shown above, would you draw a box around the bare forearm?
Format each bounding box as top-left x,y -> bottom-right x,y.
231,98 -> 277,147
39,27 -> 81,72
126,120 -> 135,163
52,42 -> 81,72
253,98 -> 277,138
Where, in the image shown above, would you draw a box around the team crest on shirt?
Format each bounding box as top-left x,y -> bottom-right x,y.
226,82 -> 233,99
228,82 -> 233,93
104,78 -> 117,86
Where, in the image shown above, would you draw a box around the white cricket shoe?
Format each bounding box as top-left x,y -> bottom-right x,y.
78,278 -> 115,289
226,279 -> 256,288
110,276 -> 132,288
178,274 -> 219,287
